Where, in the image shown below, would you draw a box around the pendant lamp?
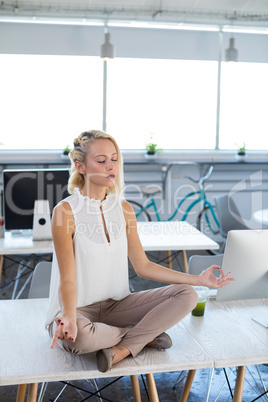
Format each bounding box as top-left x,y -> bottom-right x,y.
225,37 -> 238,62
100,32 -> 115,60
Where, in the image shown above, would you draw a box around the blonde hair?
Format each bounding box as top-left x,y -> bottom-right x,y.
68,130 -> 124,199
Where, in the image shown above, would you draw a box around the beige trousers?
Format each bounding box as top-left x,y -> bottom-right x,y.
49,284 -> 198,357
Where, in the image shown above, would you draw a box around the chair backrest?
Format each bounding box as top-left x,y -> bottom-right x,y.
213,194 -> 248,238
188,254 -> 224,276
28,261 -> 52,299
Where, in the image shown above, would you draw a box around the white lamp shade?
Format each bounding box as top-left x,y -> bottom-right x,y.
225,37 -> 238,62
100,33 -> 115,59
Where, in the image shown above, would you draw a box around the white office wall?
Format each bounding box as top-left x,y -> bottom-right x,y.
0,22 -> 268,62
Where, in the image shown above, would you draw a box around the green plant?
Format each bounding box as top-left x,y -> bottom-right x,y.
145,137 -> 162,154
236,142 -> 246,153
63,145 -> 71,155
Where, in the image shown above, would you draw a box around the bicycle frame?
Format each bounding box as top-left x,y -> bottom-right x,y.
136,188 -> 220,228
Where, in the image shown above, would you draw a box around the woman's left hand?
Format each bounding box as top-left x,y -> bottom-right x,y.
198,265 -> 235,288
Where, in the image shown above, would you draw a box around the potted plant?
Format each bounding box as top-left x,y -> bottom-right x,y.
61,145 -> 71,160
236,143 -> 246,161
145,137 -> 162,159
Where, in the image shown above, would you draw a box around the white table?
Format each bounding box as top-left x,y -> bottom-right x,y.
0,298 -> 213,402
0,221 -> 219,281
138,221 -> 219,272
253,209 -> 268,225
0,232 -> 53,297
181,297 -> 268,401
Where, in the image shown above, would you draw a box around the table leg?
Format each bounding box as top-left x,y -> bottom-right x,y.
180,369 -> 196,402
16,384 -> 27,402
233,366 -> 246,402
166,250 -> 173,269
182,250 -> 188,273
145,373 -> 159,402
131,375 -> 141,402
0,254 -> 3,282
27,383 -> 38,402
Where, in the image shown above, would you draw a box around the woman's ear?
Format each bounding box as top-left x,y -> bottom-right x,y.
75,160 -> 86,175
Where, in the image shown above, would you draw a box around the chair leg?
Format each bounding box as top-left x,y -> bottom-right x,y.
180,369 -> 196,402
233,366 -> 246,402
16,384 -> 27,402
181,250 -> 188,273
131,375 -> 141,402
27,383 -> 38,402
166,250 -> 173,270
145,373 -> 159,402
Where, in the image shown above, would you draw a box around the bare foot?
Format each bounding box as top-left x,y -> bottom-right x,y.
146,340 -> 157,348
111,345 -> 130,366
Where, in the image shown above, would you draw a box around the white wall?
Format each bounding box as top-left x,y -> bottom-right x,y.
1,22 -> 268,62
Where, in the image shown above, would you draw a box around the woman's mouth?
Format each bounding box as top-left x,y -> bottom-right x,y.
107,174 -> 115,179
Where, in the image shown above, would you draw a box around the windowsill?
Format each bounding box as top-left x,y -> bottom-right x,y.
0,149 -> 267,165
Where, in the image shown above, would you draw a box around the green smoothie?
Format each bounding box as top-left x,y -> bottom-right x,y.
191,298 -> 206,316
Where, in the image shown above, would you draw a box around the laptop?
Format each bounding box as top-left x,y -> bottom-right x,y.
216,230 -> 268,302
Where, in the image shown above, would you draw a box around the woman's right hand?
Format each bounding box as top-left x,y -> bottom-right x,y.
51,316 -> 78,349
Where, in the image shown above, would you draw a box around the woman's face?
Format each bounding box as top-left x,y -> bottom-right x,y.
83,138 -> 119,189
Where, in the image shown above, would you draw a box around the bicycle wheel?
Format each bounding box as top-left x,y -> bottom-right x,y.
127,200 -> 151,221
197,206 -> 225,253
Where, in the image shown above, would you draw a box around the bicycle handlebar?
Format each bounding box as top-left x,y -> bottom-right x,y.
199,165 -> 214,186
181,165 -> 214,187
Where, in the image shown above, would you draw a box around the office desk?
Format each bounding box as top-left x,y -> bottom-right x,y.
0,298 -> 213,402
138,221 -> 219,272
181,298 -> 268,401
0,222 -> 219,282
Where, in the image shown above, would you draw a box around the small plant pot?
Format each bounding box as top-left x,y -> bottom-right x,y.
236,151 -> 247,162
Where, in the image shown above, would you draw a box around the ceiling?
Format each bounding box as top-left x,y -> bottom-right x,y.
1,0 -> 268,27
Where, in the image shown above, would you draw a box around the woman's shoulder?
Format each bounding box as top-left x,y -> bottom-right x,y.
121,200 -> 136,226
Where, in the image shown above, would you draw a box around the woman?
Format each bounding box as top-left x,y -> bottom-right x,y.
45,130 -> 233,373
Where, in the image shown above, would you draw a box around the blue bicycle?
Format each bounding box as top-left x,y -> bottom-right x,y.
127,165 -> 221,243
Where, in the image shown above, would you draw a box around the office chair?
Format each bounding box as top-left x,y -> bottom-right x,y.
28,261 -> 52,299
213,194 -> 249,239
188,253 -> 224,276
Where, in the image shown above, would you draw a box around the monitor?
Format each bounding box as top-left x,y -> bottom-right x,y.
3,168 -> 70,233
216,230 -> 268,302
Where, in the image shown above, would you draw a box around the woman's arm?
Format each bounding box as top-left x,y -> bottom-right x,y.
122,201 -> 234,288
50,202 -> 78,348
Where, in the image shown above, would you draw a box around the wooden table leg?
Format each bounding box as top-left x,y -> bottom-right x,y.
166,250 -> 173,269
131,375 -> 141,402
233,366 -> 246,402
0,254 -> 3,282
27,383 -> 38,402
180,369 -> 196,402
181,250 -> 188,273
16,384 -> 27,402
145,373 -> 159,402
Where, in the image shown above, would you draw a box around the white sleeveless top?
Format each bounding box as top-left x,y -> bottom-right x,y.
45,187 -> 130,327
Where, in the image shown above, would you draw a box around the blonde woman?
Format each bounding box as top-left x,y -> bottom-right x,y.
45,130 -> 233,372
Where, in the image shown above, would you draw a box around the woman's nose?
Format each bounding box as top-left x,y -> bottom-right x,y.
106,160 -> 113,170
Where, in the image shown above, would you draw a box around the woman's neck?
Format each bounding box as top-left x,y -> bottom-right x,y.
81,184 -> 107,201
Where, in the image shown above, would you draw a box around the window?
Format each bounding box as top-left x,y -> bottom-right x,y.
106,58 -> 218,149
0,54 -> 103,149
219,62 -> 268,150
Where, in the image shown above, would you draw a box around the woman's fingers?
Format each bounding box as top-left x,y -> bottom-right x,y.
51,317 -> 76,348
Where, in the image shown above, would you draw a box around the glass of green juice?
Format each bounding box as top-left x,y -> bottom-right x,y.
192,286 -> 209,317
